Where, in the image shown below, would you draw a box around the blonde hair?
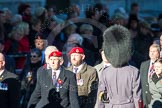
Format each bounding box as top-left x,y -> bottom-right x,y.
10,22 -> 29,38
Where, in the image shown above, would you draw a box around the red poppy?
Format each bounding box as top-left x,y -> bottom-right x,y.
58,79 -> 63,84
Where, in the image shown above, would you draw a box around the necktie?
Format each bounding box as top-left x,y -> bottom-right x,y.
148,63 -> 154,78
52,72 -> 56,85
74,68 -> 78,73
74,68 -> 81,80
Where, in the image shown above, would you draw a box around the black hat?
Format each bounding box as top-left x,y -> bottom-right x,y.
102,24 -> 132,67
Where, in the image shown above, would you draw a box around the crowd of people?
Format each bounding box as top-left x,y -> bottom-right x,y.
0,2 -> 162,108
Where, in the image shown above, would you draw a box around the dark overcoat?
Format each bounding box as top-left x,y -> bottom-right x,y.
140,60 -> 152,108
0,70 -> 21,108
27,66 -> 80,108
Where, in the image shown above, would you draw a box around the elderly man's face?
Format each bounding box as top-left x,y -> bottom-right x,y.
70,53 -> 85,66
48,56 -> 62,70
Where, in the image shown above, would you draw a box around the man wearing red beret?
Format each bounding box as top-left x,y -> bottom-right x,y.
68,47 -> 98,108
28,51 -> 80,108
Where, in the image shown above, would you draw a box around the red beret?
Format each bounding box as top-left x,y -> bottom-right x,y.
68,47 -> 84,55
49,51 -> 62,58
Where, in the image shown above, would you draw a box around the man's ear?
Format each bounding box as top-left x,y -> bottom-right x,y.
60,59 -> 64,65
2,60 -> 5,67
81,54 -> 85,60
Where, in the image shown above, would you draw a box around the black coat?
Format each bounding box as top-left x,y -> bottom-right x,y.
28,66 -> 80,108
0,70 -> 21,108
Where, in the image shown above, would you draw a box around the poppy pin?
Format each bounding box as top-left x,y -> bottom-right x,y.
160,80 -> 162,84
58,79 -> 63,85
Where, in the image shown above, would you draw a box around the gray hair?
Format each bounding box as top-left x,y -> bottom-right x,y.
150,43 -> 160,52
67,33 -> 83,45
44,46 -> 58,63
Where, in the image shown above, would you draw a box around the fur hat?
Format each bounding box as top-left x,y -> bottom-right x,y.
102,24 -> 132,67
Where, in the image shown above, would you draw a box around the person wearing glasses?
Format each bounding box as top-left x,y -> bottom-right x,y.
20,48 -> 42,108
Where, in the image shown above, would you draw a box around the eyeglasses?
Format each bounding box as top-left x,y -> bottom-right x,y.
30,55 -> 39,58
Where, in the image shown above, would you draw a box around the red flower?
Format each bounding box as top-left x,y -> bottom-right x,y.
58,79 -> 63,85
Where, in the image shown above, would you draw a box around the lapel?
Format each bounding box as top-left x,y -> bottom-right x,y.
58,67 -> 66,83
146,60 -> 150,73
68,66 -> 73,71
79,63 -> 87,74
47,68 -> 52,78
69,63 -> 87,74
143,60 -> 150,83
0,70 -> 8,82
46,68 -> 53,86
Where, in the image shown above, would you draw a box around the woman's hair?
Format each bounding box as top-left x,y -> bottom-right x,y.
30,48 -> 42,57
155,58 -> 162,64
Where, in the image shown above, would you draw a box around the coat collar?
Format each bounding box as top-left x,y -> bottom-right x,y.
69,63 -> 88,74
0,70 -> 8,81
145,60 -> 151,72
58,67 -> 66,83
47,67 -> 66,83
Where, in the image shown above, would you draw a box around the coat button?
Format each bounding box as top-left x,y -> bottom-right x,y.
145,91 -> 148,93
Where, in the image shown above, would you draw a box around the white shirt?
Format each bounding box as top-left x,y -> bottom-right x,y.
103,63 -> 111,68
73,63 -> 84,73
52,68 -> 61,79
